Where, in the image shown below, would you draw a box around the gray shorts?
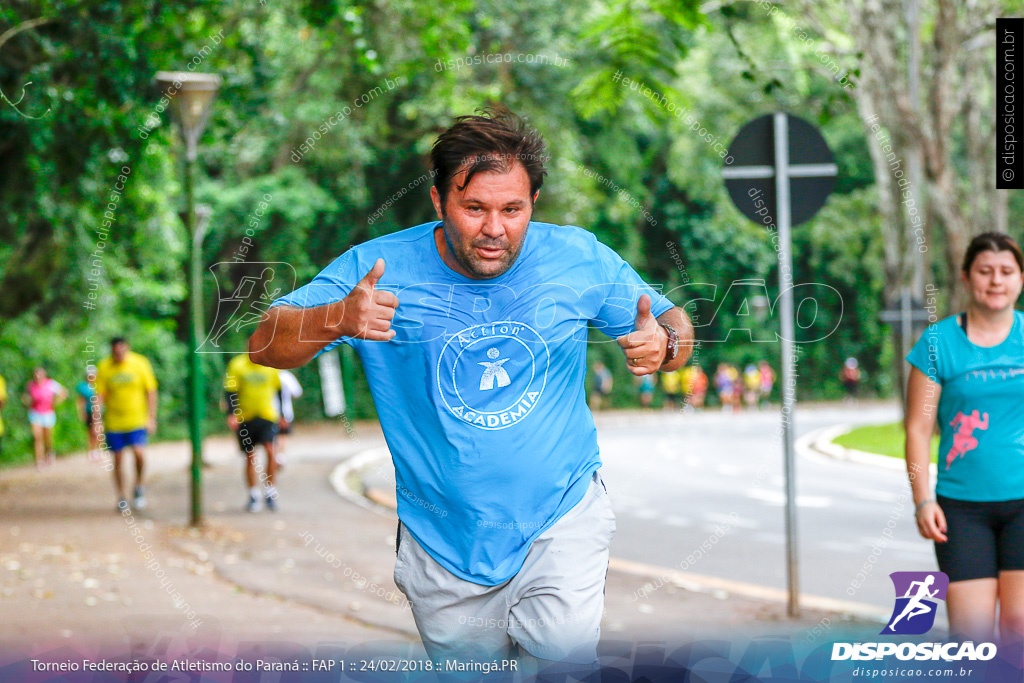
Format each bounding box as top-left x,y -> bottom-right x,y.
393,470 -> 615,665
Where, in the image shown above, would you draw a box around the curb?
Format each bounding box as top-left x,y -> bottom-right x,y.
331,447 -> 888,623
799,424 -> 937,478
328,446 -> 395,517
609,557 -> 888,622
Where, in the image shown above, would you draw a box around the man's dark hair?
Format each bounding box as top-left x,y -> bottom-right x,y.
962,232 -> 1024,273
430,105 -> 547,209
110,337 -> 126,347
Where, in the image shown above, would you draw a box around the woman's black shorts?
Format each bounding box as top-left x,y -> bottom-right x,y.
935,495 -> 1024,582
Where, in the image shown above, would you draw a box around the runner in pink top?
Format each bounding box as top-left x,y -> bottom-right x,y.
24,368 -> 66,468
28,378 -> 61,413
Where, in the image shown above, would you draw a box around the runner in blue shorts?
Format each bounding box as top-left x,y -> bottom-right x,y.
249,106 -> 694,672
95,338 -> 159,511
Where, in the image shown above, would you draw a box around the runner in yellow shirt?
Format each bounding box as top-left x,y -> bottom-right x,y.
660,366 -> 684,410
224,354 -> 281,512
0,374 -> 7,456
95,337 -> 158,511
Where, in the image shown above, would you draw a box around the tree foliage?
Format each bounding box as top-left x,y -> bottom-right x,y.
1,0 -> 1016,463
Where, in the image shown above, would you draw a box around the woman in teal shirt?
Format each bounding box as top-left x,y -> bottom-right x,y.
75,366 -> 102,462
905,232 -> 1024,643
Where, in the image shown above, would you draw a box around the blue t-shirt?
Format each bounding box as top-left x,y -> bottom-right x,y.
273,220 -> 674,584
906,311 -> 1024,502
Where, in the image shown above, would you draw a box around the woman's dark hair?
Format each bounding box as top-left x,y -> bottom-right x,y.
961,232 -> 1024,273
430,105 -> 547,209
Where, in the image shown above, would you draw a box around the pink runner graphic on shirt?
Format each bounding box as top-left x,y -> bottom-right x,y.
945,410 -> 989,470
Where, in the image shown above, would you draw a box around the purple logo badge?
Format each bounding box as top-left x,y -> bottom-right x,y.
881,571 -> 949,635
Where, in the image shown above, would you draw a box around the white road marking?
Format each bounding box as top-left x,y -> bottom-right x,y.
852,489 -> 899,503
752,532 -> 786,544
859,538 -> 930,554
704,512 -> 760,529
663,515 -> 692,527
820,541 -> 862,554
744,488 -> 832,508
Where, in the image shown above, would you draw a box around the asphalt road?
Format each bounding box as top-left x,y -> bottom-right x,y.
596,402 -> 932,610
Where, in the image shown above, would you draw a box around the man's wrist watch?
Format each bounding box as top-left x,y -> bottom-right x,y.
660,323 -> 679,366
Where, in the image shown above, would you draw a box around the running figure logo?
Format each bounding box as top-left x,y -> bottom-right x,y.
881,571 -> 949,635
946,410 -> 989,470
478,347 -> 511,390
200,262 -> 295,353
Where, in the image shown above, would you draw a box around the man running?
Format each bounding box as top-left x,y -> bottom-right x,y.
249,106 -> 693,670
888,574 -> 939,631
95,338 -> 158,510
224,353 -> 281,512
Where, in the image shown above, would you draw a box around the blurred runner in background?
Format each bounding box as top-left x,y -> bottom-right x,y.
636,374 -> 655,409
95,338 -> 158,510
757,360 -> 775,408
0,373 -> 6,457
224,354 -> 281,512
685,364 -> 708,410
75,365 -> 103,462
742,363 -> 760,410
841,357 -> 861,401
589,362 -> 613,411
715,363 -> 739,413
271,369 -> 302,467
24,367 -> 66,469
660,366 -> 683,410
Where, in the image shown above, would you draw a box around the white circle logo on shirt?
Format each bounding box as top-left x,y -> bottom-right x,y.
436,321 -> 549,430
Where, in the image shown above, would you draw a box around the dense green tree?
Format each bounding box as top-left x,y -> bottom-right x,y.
2,0 -> 1012,462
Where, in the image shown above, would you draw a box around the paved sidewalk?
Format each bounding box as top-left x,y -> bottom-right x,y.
1,415 -> 879,658
0,421 -> 410,655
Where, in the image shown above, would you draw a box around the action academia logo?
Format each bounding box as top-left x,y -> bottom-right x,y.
436,321 -> 549,430
881,571 -> 949,635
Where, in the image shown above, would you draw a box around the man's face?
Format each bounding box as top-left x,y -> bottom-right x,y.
112,342 -> 128,363
430,160 -> 535,279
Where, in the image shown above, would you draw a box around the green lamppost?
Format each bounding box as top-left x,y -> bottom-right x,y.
155,71 -> 221,527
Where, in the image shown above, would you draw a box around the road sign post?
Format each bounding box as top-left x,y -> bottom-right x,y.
723,113 -> 837,617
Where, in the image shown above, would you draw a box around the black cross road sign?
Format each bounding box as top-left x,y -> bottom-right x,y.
723,113 -> 837,227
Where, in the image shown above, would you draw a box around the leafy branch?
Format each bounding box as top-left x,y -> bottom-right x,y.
0,16 -> 54,119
